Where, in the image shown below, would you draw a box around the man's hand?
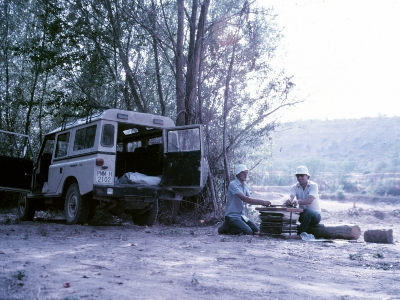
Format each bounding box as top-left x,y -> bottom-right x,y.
285,199 -> 298,207
262,200 -> 271,206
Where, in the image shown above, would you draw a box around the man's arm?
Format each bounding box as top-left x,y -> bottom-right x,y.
298,183 -> 318,205
236,192 -> 271,206
296,195 -> 315,206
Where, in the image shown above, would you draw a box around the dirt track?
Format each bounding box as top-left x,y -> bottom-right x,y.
1,199 -> 400,300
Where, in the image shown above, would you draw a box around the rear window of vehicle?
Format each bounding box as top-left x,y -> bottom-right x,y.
0,131 -> 33,159
101,124 -> 114,147
73,125 -> 97,151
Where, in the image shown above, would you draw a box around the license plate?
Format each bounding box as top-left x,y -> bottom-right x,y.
96,170 -> 113,184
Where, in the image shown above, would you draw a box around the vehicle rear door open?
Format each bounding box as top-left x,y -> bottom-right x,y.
161,125 -> 206,194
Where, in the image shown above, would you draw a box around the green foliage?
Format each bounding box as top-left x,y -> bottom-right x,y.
373,161 -> 388,173
13,270 -> 26,281
368,178 -> 400,196
349,252 -> 363,261
272,118 -> 400,175
372,250 -> 384,258
335,186 -> 346,200
261,118 -> 400,196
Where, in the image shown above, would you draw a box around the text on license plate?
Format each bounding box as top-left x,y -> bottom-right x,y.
96,170 -> 113,184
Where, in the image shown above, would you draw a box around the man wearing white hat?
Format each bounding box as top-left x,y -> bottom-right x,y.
285,166 -> 321,235
219,164 -> 271,235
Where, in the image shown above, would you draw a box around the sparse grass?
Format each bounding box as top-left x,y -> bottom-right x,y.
1,213 -> 18,225
119,234 -> 128,241
373,262 -> 392,270
220,237 -> 232,242
158,228 -> 184,235
191,274 -> 199,286
13,270 -> 26,281
2,216 -> 12,225
38,227 -> 48,237
372,249 -> 384,258
349,252 -> 364,261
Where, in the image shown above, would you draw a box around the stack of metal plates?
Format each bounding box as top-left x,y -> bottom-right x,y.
259,211 -> 297,235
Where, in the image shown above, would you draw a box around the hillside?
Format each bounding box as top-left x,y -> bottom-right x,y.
271,117 -> 400,173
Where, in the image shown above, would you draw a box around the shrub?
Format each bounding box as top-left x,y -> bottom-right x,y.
336,186 -> 346,200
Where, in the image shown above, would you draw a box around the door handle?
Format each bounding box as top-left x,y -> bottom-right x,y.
60,167 -> 63,174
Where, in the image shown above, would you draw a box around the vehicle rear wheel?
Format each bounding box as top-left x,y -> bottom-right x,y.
131,200 -> 158,226
64,183 -> 90,225
17,193 -> 36,221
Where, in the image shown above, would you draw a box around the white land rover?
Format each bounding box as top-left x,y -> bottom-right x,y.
18,108 -> 207,225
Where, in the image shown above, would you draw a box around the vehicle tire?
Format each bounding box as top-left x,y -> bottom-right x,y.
131,200 -> 158,226
17,193 -> 36,221
64,183 -> 90,225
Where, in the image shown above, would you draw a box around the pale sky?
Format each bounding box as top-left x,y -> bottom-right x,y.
266,0 -> 400,121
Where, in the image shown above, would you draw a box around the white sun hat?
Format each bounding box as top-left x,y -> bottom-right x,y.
295,166 -> 310,176
235,164 -> 248,175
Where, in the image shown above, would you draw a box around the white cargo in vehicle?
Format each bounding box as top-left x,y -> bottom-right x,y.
18,108 -> 207,225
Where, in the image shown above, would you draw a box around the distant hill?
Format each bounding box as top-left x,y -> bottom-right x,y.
270,117 -> 400,174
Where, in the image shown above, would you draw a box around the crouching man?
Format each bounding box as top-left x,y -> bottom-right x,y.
285,166 -> 321,235
218,164 -> 271,235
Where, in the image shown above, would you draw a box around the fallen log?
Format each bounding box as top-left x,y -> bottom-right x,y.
306,224 -> 361,240
364,229 -> 393,244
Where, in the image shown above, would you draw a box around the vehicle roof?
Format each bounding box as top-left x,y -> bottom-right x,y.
48,108 -> 176,135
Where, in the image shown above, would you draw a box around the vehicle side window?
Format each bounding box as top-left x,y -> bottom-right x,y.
149,137 -> 162,145
101,124 -> 114,147
73,125 -> 97,151
55,132 -> 70,158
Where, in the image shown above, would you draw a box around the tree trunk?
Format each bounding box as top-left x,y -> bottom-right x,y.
1,0 -> 10,129
184,0 -> 198,125
151,1 -> 165,116
364,229 -> 393,244
306,224 -> 361,240
222,43 -> 237,186
185,0 -> 209,125
103,0 -> 144,112
175,0 -> 185,125
38,71 -> 49,144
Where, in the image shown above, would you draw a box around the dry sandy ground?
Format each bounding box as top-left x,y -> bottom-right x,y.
1,198 -> 400,300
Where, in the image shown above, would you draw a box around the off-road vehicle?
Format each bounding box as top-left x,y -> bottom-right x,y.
10,108 -> 207,225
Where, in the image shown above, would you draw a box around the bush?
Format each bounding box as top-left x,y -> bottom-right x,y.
372,179 -> 399,196
341,180 -> 359,193
336,187 -> 346,200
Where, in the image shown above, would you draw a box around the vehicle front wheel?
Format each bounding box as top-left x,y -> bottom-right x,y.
131,200 -> 158,226
64,183 -> 90,225
17,193 -> 36,221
